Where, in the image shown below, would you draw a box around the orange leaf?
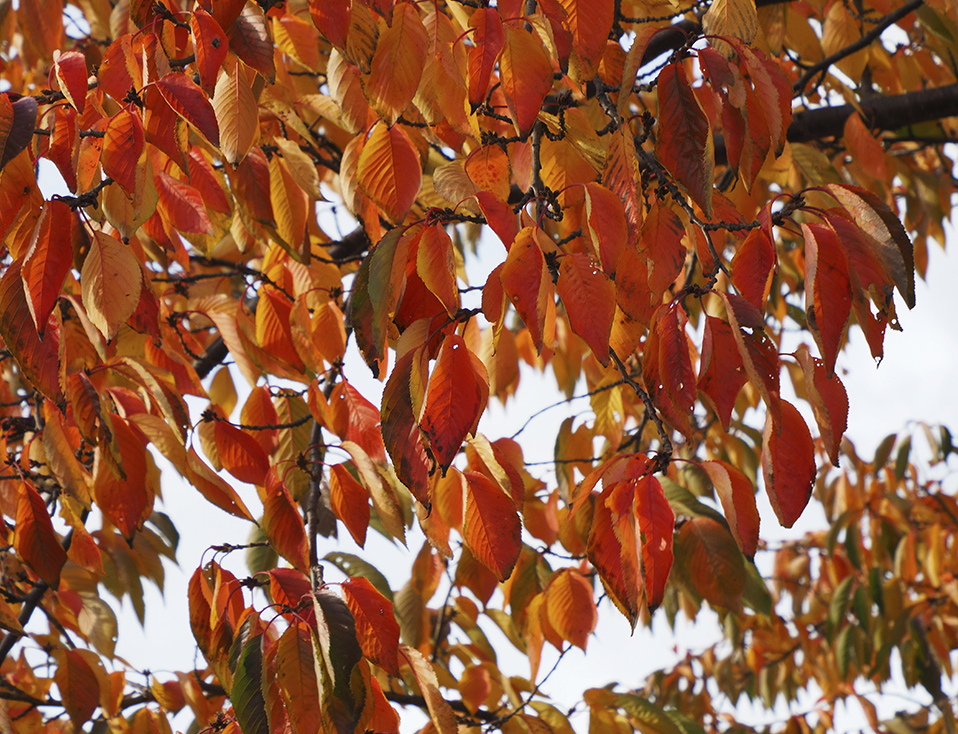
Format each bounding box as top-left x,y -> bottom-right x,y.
400,646 -> 457,734
364,2 -> 427,123
270,154 -> 310,255
500,228 -> 554,353
420,336 -> 489,473
588,481 -> 641,628
801,222 -> 852,376
556,253 -> 615,365
640,203 -> 686,300
582,182 -> 627,273
53,51 -> 89,113
381,349 -> 433,503
719,292 -> 781,421
795,345 -> 848,468
262,470 -> 309,571
462,471 -> 521,581
22,199 -> 74,333
464,145 -> 512,202
155,72 -> 220,146
342,576 -> 400,675
700,460 -> 759,560
499,26 -> 553,137
545,568 -> 596,650
93,416 -> 152,539
309,0 -> 350,48
255,287 -> 303,368
762,399 -> 816,528
675,517 -> 746,610
213,419 -> 270,486
556,0 -> 613,82
101,106 -> 144,193
356,122 -> 422,223
190,9 -> 228,94
16,480 -> 67,588
155,171 -> 214,234
633,473 -> 674,611
330,464 -> 370,547
330,380 -> 388,462
656,61 -> 713,216
54,649 -> 99,728
186,448 -> 254,520
467,9 -> 504,106
643,304 -> 695,438
81,230 -> 142,341
213,56 -> 258,166
416,224 -> 459,316
730,227 -> 776,311
275,623 -> 322,734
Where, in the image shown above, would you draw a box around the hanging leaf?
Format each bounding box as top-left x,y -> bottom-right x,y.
381,349 -> 433,503
15,480 -> 67,588
676,517 -> 746,610
94,416 -> 152,539
329,464 -> 370,547
762,399 -> 816,528
556,0 -> 614,82
356,122 -> 422,223
556,253 -> 614,365
232,632 -> 270,734
229,5 -> 276,83
420,336 -> 489,473
416,224 -> 459,316
341,576 -> 400,675
700,461 -> 759,560
309,0 -> 351,49
634,473 -> 674,611
21,199 -> 73,333
499,26 -> 553,137
697,315 -> 747,430
53,51 -> 88,113
546,568 -> 597,650
213,56 -> 258,166
275,623 -> 322,734
186,448 -> 254,520
702,0 -> 758,57
155,171 -> 214,234
329,380 -> 388,462
656,62 -> 713,216
80,231 -> 142,341
100,106 -> 144,194
730,227 -> 776,311
262,470 -> 309,571
462,471 -> 521,581
213,419 -> 270,486
588,482 -> 641,628
156,72 -> 220,146
364,2 -> 427,123
190,9 -> 229,94
468,9 -> 505,106
794,345 -> 848,468
54,649 -> 99,728
801,222 -> 851,376
500,228 -> 554,353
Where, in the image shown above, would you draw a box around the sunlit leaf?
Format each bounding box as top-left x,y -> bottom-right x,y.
762,400 -> 816,528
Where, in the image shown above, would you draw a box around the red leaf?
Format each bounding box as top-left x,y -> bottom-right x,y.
639,203 -> 686,301
719,292 -> 781,420
582,182 -> 627,274
155,72 -> 220,146
420,336 -> 489,473
644,304 -> 696,438
309,0 -> 350,48
54,650 -> 99,727
675,517 -> 745,610
500,228 -> 554,353
268,568 -> 314,623
730,227 -> 776,311
633,473 -> 674,611
588,481 -> 641,628
499,26 -> 553,137
356,121 -> 422,223
795,345 -> 849,468
697,315 -> 746,430
701,460 -> 759,560
464,145 -> 512,202
53,51 -> 88,113
330,380 -> 388,462
330,464 -> 370,547
229,5 -> 276,83
16,480 -> 67,588
468,9 -> 505,106
185,448 -> 255,520
557,0 -> 613,82
556,253 -> 615,365
190,9 -> 229,95
416,224 -> 459,316
603,129 -> 643,242
381,350 -> 433,503
93,416 -> 152,539
213,419 -> 270,486
342,576 -> 400,675
155,171 -> 214,234
262,470 -> 309,571
762,399 -> 816,528
101,105 -> 144,193
656,61 -> 713,216
22,199 -> 74,332
801,222 -> 852,376
463,471 -> 521,581
475,190 -> 519,247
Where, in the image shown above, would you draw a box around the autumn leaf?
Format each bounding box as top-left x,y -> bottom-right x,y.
80,230 -> 142,341
16,480 -> 67,588
700,460 -> 759,560
341,576 -> 401,675
101,106 -> 144,193
763,400 -> 816,528
213,56 -> 258,165
468,9 -> 505,106
364,2 -> 427,123
556,253 -> 615,365
156,72 -> 220,147
801,222 -> 852,376
463,471 -> 521,581
21,198 -> 73,333
546,568 -> 597,650
500,228 -> 555,353
656,61 -> 713,216
420,335 -> 489,473
262,470 -> 309,571
356,122 -> 422,223
499,26 -> 553,137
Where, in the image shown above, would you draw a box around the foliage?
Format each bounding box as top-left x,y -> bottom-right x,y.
0,0 -> 955,732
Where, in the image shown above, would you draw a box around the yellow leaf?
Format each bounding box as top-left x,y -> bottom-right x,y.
364,2 -> 428,124
356,122 -> 422,223
80,231 -> 141,341
703,0 -> 759,58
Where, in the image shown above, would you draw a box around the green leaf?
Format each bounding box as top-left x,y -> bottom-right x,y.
231,631 -> 269,734
323,552 -> 393,600
618,694 -> 683,734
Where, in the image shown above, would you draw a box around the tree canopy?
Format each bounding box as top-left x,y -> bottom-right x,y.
0,0 -> 956,732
